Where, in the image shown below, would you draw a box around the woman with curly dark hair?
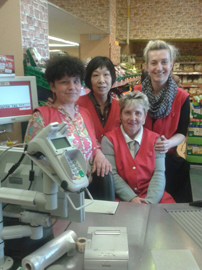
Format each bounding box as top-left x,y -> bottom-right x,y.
24,56 -> 111,178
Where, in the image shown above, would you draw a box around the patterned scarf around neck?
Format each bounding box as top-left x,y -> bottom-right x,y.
141,75 -> 177,119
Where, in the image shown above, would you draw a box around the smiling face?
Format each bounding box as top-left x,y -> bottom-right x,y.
146,49 -> 173,89
120,103 -> 146,139
50,75 -> 81,106
90,66 -> 112,99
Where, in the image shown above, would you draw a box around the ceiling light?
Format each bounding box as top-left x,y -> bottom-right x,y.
49,44 -> 79,47
48,36 -> 79,46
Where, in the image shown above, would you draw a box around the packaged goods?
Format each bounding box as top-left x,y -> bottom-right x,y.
189,88 -> 197,96
191,96 -> 202,118
183,76 -> 193,83
188,119 -> 202,137
196,88 -> 202,95
198,76 -> 202,83
183,64 -> 194,72
173,63 -> 181,71
194,64 -> 202,71
187,144 -> 202,155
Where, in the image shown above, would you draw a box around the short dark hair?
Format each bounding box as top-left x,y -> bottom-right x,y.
85,56 -> 116,91
45,56 -> 85,84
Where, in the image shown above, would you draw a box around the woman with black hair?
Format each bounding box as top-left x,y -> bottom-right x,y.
77,56 -> 120,143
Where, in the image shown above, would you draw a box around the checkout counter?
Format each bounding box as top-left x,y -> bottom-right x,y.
0,122 -> 201,270
48,201 -> 202,270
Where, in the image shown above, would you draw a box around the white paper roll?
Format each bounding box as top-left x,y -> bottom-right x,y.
22,230 -> 77,270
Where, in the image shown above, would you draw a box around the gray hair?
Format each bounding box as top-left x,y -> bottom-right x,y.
119,91 -> 150,115
144,40 -> 178,64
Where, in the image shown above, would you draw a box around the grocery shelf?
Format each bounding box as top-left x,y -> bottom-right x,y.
173,72 -> 202,75
187,155 -> 202,163
183,84 -> 202,87
177,62 -> 202,64
112,75 -> 141,88
187,137 -> 202,144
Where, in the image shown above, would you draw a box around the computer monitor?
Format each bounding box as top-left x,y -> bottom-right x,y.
0,76 -> 38,132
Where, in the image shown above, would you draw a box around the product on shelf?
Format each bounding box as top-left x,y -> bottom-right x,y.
114,63 -> 140,82
189,88 -> 197,96
183,64 -> 194,72
197,88 -> 202,95
190,96 -> 202,118
188,119 -> 202,137
194,64 -> 202,71
173,59 -> 202,99
187,144 -> 202,155
182,76 -> 192,83
173,63 -> 180,71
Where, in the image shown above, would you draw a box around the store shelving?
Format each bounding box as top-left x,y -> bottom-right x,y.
173,61 -> 202,97
187,136 -> 202,163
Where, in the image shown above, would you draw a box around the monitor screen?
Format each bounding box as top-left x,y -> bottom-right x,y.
0,76 -> 38,126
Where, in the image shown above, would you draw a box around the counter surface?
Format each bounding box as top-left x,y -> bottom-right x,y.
49,202 -> 202,269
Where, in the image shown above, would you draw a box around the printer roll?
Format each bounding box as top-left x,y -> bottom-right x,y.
22,230 -> 77,270
76,237 -> 86,252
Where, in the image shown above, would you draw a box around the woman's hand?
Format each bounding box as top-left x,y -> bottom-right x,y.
45,97 -> 55,108
155,135 -> 170,153
130,197 -> 149,204
155,134 -> 185,153
92,149 -> 112,177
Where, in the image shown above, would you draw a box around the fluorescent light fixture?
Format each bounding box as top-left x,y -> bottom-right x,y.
48,36 -> 79,46
49,44 -> 78,47
49,50 -> 61,52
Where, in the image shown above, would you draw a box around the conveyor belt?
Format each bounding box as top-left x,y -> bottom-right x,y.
167,209 -> 202,248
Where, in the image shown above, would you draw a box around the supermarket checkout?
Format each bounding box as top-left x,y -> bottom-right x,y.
101,91 -> 175,204
134,39 -> 192,203
24,55 -> 111,178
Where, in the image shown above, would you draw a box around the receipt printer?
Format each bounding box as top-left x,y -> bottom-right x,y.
84,227 -> 129,270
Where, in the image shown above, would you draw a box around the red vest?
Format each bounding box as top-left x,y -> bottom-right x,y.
106,127 -> 175,203
76,95 -> 120,143
134,85 -> 189,152
36,106 -> 97,157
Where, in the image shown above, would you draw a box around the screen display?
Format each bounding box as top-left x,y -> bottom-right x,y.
0,81 -> 33,117
51,137 -> 71,149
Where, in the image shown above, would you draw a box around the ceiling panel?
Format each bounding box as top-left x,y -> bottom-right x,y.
48,3 -> 108,44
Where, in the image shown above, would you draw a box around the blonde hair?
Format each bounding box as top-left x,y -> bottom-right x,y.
144,40 -> 178,64
119,91 -> 150,115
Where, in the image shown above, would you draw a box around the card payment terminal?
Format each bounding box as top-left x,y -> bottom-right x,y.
27,122 -> 89,193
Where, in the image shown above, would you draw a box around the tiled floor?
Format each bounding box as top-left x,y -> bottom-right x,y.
190,165 -> 202,201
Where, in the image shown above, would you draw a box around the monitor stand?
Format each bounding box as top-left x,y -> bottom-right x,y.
0,124 -> 13,133
0,124 -> 14,146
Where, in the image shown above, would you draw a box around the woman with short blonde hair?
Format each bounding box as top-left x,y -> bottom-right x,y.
101,91 -> 175,204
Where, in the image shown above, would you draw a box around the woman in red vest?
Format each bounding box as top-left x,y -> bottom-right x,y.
134,40 -> 192,203
24,56 -> 111,178
101,91 -> 175,204
76,56 -> 120,143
